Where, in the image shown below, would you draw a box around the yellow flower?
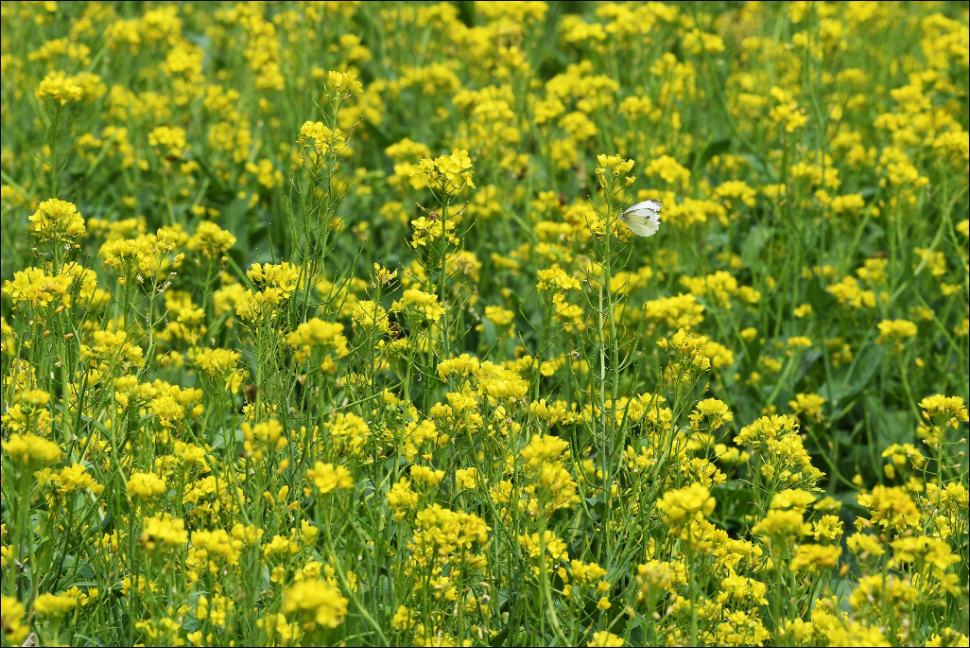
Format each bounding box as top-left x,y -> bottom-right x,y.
140,514 -> 189,552
913,247 -> 947,277
927,630 -> 970,647
391,606 -> 414,631
519,434 -> 580,513
329,413 -> 371,456
188,222 -> 237,259
789,393 -> 826,423
890,536 -> 960,571
537,267 -> 581,292
2,433 -> 62,465
307,462 -> 354,494
393,289 -> 445,322
957,219 -> 969,238
193,348 -> 244,392
659,329 -> 714,372
588,631 -> 625,647
718,574 -> 768,607
413,149 -> 475,193
787,336 -> 813,350
373,264 -> 398,286
438,149 -> 474,185
521,435 -> 571,468
769,86 -> 808,132
386,479 -> 419,520
191,529 -> 244,567
876,320 -> 918,347
849,575 -> 918,615
813,515 -> 844,543
484,305 -> 515,328
299,121 -> 346,155
644,155 -> 691,187
645,294 -> 705,330
0,596 -> 30,643
148,125 -> 188,158
657,484 -> 715,528
637,561 -> 681,595
437,354 -> 482,381
409,214 -> 459,248
327,70 -> 363,96
690,399 -> 733,431
286,319 -> 349,360
455,468 -> 479,491
29,199 -> 86,244
242,420 -> 287,461
519,531 -> 568,562
715,610 -> 771,646
595,154 -> 635,184
714,181 -> 758,209
351,300 -> 390,334
127,472 -> 167,500
790,544 -> 842,573
34,591 -> 79,620
35,71 -> 84,104
247,158 -> 283,189
918,395 -> 968,423
247,262 -> 303,298
830,194 -> 866,215
409,465 -> 445,488
54,463 -> 104,495
858,486 -> 921,531
770,489 -> 816,513
916,394 -> 968,449
411,505 -> 490,570
847,533 -> 886,559
751,510 -> 810,542
282,580 -> 349,630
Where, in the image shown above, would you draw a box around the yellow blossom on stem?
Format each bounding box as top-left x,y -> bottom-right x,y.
29,199 -> 86,245
283,580 -> 349,630
307,462 -> 354,494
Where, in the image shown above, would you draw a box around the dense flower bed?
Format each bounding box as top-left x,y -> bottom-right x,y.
1,2 -> 968,647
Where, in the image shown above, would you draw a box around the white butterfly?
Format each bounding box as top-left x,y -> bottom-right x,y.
621,200 -> 662,238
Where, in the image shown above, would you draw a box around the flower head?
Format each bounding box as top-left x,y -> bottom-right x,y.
29,199 -> 86,245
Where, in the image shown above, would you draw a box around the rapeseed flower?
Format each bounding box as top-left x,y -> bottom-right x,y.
2,4 -> 967,646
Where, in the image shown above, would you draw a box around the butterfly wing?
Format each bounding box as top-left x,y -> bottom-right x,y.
624,200 -> 663,215
621,209 -> 661,238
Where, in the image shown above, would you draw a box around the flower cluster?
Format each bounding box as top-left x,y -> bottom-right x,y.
1,3 -> 967,648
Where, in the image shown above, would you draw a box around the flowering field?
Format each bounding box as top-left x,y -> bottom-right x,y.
1,1 -> 969,647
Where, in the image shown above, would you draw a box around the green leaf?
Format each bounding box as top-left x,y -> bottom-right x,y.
741,225 -> 773,269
